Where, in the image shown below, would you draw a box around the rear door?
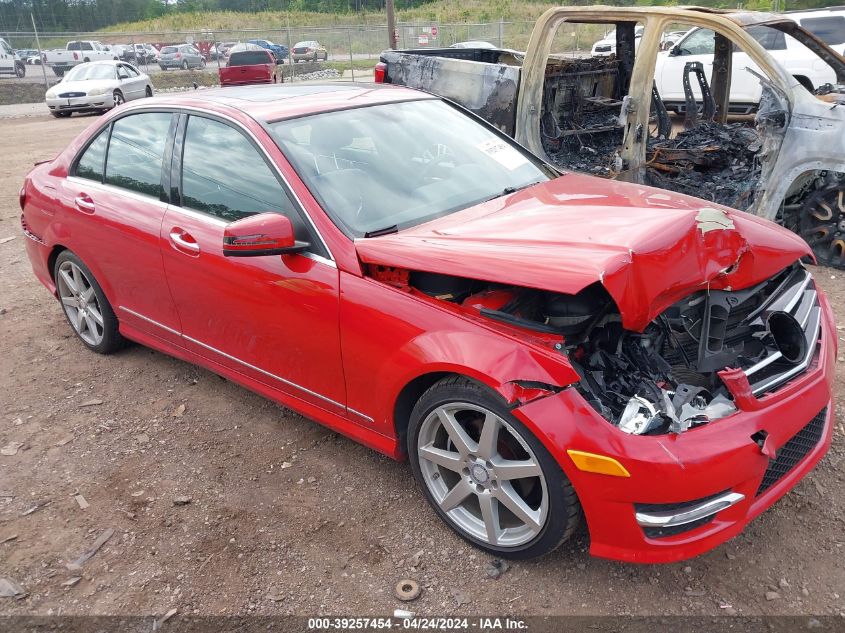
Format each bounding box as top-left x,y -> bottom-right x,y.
60,110 -> 182,345
160,113 -> 346,414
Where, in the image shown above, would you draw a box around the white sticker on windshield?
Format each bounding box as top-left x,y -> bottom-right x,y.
475,139 -> 529,171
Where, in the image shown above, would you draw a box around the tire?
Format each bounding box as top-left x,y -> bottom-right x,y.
200,58 -> 206,69
15,62 -> 25,78
112,90 -> 124,107
798,183 -> 845,270
159,65 -> 166,71
407,376 -> 581,559
53,67 -> 65,77
53,251 -> 125,354
145,85 -> 153,98
181,60 -> 188,70
83,57 -> 90,63
50,111 -> 72,118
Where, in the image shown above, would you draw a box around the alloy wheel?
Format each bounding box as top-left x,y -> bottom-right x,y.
113,91 -> 124,106
417,402 -> 548,548
56,261 -> 105,346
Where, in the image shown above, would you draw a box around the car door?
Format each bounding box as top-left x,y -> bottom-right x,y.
0,39 -> 14,73
60,111 -> 182,345
160,113 -> 346,415
118,63 -> 145,100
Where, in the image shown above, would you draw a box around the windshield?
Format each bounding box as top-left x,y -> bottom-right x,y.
64,64 -> 116,81
269,99 -> 554,237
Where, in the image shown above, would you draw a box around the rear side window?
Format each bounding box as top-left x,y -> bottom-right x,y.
105,113 -> 172,198
75,128 -> 109,182
801,16 -> 845,45
229,51 -> 271,66
161,46 -> 177,54
746,25 -> 787,51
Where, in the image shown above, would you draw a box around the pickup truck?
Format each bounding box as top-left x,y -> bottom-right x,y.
219,48 -> 279,86
43,41 -> 117,76
0,37 -> 25,78
376,6 -> 845,269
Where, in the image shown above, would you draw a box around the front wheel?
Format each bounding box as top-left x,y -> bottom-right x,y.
54,251 -> 125,354
408,376 -> 581,559
50,111 -> 72,118
53,67 -> 65,77
112,90 -> 124,107
145,85 -> 153,98
15,62 -> 25,78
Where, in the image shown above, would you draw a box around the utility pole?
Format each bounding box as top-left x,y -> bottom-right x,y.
31,13 -> 49,89
386,0 -> 396,49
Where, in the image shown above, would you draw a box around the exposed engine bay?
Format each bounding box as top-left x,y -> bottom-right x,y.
388,262 -> 820,436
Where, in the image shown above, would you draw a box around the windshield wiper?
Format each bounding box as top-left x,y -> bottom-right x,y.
481,181 -> 542,205
364,225 -> 398,238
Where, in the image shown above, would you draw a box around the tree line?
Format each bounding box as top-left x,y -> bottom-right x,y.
0,0 -> 839,33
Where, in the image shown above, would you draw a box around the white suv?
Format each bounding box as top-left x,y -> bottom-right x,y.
654,10 -> 843,113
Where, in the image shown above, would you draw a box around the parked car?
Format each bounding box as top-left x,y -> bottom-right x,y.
44,60 -> 153,118
20,83 -> 836,563
27,54 -> 42,65
0,38 -> 26,78
111,44 -> 136,63
292,40 -> 328,62
785,6 -> 845,56
158,44 -> 206,70
591,25 -> 644,56
219,46 -> 278,86
247,38 -> 288,62
42,40 -> 117,77
15,48 -> 39,61
450,41 -> 498,49
134,43 -> 159,64
376,6 -> 845,269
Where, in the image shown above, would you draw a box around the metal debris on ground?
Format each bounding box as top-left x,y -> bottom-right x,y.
647,122 -> 762,209
21,500 -> 50,516
74,494 -> 89,510
0,577 -> 25,598
393,579 -> 421,601
78,398 -> 104,407
61,577 -> 82,588
173,496 -> 192,506
152,608 -> 178,631
66,528 -> 114,571
172,404 -> 186,417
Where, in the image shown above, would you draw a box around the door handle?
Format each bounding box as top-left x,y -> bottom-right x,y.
74,194 -> 96,213
169,228 -> 200,256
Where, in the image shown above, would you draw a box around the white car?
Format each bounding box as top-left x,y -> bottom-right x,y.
786,7 -> 845,56
654,19 -> 840,114
46,61 -> 153,118
0,37 -> 26,77
590,26 -> 644,56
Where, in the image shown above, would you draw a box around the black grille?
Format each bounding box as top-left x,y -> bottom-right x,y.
756,407 -> 827,496
58,92 -> 85,98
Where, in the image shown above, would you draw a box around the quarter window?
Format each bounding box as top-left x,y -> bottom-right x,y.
105,112 -> 172,199
75,127 -> 109,182
801,17 -> 845,46
180,116 -> 303,231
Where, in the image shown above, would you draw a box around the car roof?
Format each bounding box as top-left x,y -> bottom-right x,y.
132,83 -> 434,123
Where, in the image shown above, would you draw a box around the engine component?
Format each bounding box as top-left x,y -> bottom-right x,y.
543,284 -> 611,334
462,289 -> 516,313
410,271 -> 474,300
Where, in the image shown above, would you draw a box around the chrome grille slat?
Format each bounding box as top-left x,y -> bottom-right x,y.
750,304 -> 821,396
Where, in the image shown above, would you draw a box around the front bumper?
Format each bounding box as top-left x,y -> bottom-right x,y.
47,94 -> 114,112
513,288 -> 837,563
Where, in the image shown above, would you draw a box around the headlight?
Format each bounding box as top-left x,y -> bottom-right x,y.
87,87 -> 109,96
45,89 -> 56,99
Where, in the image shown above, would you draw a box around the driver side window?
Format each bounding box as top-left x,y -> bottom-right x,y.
180,116 -> 320,252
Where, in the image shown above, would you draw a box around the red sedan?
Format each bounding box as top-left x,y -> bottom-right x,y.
20,84 -> 836,562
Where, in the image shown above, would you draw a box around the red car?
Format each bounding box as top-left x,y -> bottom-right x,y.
20,85 -> 836,563
219,48 -> 278,86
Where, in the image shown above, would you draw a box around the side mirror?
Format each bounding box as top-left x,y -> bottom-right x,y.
223,212 -> 309,257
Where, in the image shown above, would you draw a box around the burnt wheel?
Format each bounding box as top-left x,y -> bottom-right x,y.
408,376 -> 580,559
799,184 -> 845,269
54,251 -> 125,354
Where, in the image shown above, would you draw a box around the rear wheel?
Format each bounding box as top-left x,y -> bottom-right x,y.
53,67 -> 65,77
145,85 -> 153,98
181,60 -> 188,70
408,376 -> 581,559
15,62 -> 25,78
200,58 -> 206,69
54,251 -> 125,354
50,111 -> 72,118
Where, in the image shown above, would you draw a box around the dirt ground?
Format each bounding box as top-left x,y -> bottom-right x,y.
0,113 -> 844,620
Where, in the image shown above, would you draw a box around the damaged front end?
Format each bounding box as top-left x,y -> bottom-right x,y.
569,263 -> 821,435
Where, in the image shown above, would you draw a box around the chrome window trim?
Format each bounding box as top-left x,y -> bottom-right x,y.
118,305 -> 348,413
67,176 -> 170,211
348,407 -> 374,423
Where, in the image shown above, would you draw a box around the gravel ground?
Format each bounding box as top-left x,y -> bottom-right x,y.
0,114 -> 843,619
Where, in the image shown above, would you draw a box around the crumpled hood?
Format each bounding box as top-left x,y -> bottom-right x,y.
355,173 -> 812,331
